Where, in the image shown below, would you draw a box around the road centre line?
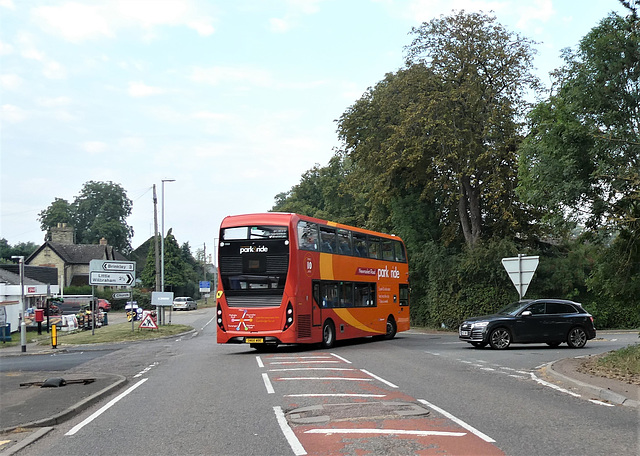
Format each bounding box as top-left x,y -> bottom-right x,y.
285,393 -> 387,398
270,356 -> 333,360
330,353 -> 352,363
202,316 -> 216,331
269,367 -> 356,372
133,362 -> 158,378
256,356 -> 264,368
360,369 -> 399,388
418,399 -> 496,443
65,378 -> 148,436
269,360 -> 340,365
304,429 -> 467,437
274,406 -> 307,456
277,377 -> 373,381
262,373 -> 275,394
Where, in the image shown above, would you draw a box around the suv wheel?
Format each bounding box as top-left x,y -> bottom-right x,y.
489,327 -> 511,349
567,327 -> 587,348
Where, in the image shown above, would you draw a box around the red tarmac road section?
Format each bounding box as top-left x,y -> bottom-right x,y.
261,353 -> 504,455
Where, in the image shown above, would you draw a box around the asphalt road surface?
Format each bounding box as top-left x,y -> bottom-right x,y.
13,307 -> 639,456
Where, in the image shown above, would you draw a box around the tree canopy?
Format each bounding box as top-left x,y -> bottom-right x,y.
273,9 -> 639,329
38,181 -> 134,254
336,11 -> 540,247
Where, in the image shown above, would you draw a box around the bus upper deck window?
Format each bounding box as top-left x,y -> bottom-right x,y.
298,221 -> 318,251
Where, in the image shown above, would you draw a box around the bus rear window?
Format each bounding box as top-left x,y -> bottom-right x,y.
222,225 -> 288,240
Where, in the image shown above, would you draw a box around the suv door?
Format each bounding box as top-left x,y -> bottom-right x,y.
516,302 -> 547,342
544,302 -> 578,340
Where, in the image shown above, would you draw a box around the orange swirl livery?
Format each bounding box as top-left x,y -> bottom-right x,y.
215,213 -> 410,350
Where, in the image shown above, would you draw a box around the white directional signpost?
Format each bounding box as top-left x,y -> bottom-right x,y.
89,260 -> 136,285
502,254 -> 539,300
89,260 -> 136,334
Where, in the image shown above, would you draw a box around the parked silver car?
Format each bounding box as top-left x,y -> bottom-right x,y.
172,297 -> 197,311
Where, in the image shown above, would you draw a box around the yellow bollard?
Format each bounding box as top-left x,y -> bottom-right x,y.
51,324 -> 57,349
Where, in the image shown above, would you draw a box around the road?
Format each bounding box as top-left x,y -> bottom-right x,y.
13,307 -> 639,455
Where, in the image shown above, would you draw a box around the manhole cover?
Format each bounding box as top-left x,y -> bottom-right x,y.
287,401 -> 430,424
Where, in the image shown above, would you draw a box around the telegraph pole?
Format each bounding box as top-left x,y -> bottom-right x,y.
153,184 -> 160,292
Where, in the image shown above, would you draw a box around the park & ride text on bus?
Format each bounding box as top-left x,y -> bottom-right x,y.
215,213 -> 409,349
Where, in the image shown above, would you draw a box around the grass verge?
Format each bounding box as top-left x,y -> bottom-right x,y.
579,343 -> 640,385
0,322 -> 192,347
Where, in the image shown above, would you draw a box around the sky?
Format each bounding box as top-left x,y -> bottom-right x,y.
0,0 -> 630,258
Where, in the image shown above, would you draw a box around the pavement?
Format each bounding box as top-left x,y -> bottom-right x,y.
0,338 -> 638,456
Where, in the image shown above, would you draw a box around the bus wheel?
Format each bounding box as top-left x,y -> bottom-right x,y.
384,317 -> 397,340
322,320 -> 335,348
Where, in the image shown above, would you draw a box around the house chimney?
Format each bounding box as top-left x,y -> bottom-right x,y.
100,237 -> 108,245
50,223 -> 75,244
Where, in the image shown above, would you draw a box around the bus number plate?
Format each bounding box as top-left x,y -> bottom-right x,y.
245,338 -> 264,343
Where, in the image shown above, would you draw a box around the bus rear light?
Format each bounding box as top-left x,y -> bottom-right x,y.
216,304 -> 225,331
283,302 -> 294,331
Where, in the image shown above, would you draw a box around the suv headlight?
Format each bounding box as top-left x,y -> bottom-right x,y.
472,321 -> 489,328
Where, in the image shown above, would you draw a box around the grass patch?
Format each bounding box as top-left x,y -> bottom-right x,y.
1,322 -> 192,347
580,343 -> 640,385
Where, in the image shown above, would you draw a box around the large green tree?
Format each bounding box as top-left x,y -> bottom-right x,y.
518,10 -> 639,232
338,11 -> 540,248
518,8 -> 639,326
38,181 -> 134,253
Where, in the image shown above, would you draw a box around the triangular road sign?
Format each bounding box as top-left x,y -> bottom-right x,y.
139,313 -> 158,329
502,255 -> 540,299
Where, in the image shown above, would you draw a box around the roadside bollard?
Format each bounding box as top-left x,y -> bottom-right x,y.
51,324 -> 57,349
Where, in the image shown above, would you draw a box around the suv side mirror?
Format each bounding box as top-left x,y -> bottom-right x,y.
521,310 -> 532,317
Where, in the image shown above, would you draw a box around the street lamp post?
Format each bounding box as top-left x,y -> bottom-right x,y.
160,179 -> 175,292
11,255 -> 25,353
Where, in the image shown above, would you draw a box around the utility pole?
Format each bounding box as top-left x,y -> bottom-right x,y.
153,184 -> 160,292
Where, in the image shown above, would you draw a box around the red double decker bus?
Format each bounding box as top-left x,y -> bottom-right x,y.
215,213 -> 410,349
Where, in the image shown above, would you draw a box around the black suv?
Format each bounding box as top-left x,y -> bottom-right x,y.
459,299 -> 596,349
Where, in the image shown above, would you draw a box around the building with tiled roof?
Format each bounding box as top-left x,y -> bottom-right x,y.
26,223 -> 127,288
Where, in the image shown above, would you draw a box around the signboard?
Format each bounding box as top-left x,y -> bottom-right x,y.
89,259 -> 135,272
90,271 -> 135,286
89,260 -> 136,286
502,255 -> 540,300
151,291 -> 174,307
139,311 -> 158,329
199,281 -> 211,292
112,291 -> 132,300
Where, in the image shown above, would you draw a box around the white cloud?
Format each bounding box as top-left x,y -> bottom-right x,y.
128,81 -> 166,97
269,17 -> 291,33
0,40 -> 13,55
188,19 -> 215,36
268,0 -> 324,33
514,0 -> 555,30
81,141 -> 108,155
191,65 -> 273,88
118,137 -> 146,151
0,74 -> 22,90
37,96 -> 72,108
1,104 -> 28,123
31,0 -> 216,42
42,60 -> 66,79
32,3 -> 114,42
0,0 -> 15,9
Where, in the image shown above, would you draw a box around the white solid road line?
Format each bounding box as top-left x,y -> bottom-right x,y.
274,406 -> 307,456
65,378 -> 148,436
418,399 -> 496,443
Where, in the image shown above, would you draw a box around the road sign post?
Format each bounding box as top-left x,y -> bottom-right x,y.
502,254 -> 539,300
